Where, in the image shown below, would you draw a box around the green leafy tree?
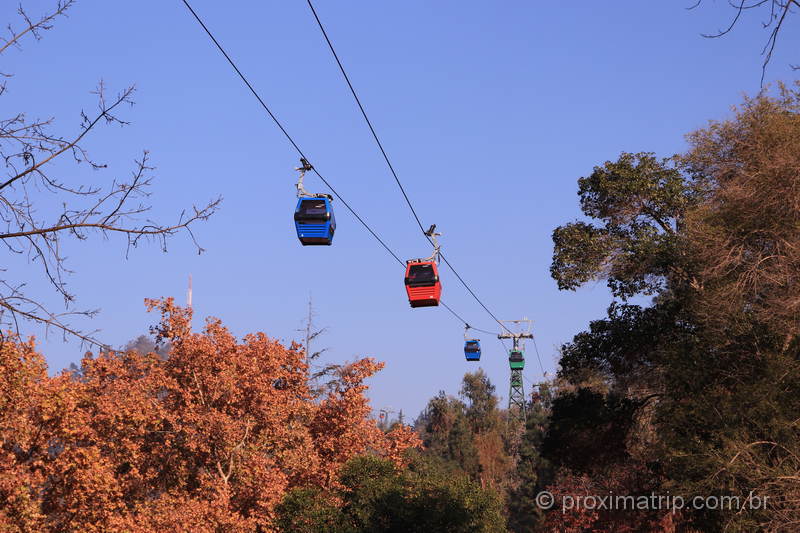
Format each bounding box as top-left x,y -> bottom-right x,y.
542,389 -> 640,474
415,391 -> 481,480
272,488 -> 342,533
558,302 -> 678,392
459,371 -> 515,493
417,373 -> 518,498
551,152 -> 694,299
548,84 -> 800,531
507,385 -> 555,533
274,454 -> 506,533
460,370 -> 501,434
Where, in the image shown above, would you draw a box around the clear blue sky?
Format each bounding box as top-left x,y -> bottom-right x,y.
3,1 -> 798,419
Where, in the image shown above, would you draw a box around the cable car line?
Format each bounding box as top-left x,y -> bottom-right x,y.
473,325 -> 501,337
305,0 -> 513,335
178,0 -> 498,335
178,0 -> 399,263
305,0 -> 426,234
531,336 -> 547,378
439,252 -> 511,333
440,302 -> 473,329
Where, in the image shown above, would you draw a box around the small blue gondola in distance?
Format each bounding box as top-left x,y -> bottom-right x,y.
464,339 -> 481,361
294,196 -> 335,245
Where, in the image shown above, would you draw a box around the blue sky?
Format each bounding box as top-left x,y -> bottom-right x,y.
2,1 -> 798,419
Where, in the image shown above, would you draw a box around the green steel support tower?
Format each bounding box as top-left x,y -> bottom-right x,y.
498,319 -> 533,425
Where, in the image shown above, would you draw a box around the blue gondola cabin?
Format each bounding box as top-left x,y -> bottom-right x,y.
464,339 -> 481,361
294,196 -> 335,245
404,261 -> 441,307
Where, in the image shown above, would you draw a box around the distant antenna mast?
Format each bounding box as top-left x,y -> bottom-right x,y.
187,274 -> 193,309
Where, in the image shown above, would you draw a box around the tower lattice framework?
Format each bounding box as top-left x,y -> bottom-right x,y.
498,319 -> 534,426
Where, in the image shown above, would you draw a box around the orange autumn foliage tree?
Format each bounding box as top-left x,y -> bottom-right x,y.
0,298 -> 420,532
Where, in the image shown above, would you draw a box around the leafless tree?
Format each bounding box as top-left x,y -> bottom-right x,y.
0,1 -> 220,347
690,0 -> 799,84
297,295 -> 343,397
709,439 -> 800,531
684,84 -> 800,350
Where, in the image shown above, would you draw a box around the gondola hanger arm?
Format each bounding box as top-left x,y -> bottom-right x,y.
424,224 -> 442,263
295,158 -> 314,198
294,158 -> 331,200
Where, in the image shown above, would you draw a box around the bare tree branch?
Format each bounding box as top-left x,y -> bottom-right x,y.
0,2 -> 221,346
0,200 -> 220,240
0,84 -> 134,192
692,0 -> 798,84
0,280 -> 105,348
0,0 -> 75,56
760,0 -> 797,84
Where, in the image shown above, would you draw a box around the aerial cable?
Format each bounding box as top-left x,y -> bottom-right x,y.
306,0 -> 512,335
531,336 -> 547,378
463,321 -> 502,340
472,325 -> 501,336
439,304 -> 480,331
178,0 -> 496,333
179,0 -> 401,266
438,252 -> 511,333
305,0 -> 426,234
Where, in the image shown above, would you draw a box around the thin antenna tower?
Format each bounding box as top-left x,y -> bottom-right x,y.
187,274 -> 193,309
305,294 -> 313,357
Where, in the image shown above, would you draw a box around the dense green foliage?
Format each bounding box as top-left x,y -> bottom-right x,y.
544,84 -> 800,532
506,386 -> 553,533
550,152 -> 692,299
410,84 -> 800,532
412,371 -> 555,532
274,455 -> 506,532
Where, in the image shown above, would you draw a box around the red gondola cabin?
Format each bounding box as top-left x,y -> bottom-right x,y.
404,261 -> 441,307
